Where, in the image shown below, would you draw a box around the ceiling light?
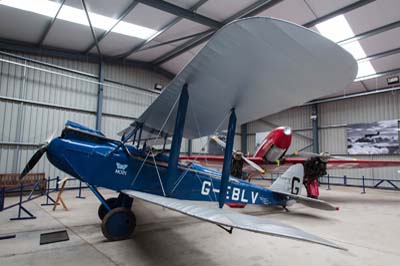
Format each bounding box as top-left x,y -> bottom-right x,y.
357,61 -> 376,78
316,14 -> 376,79
315,15 -> 354,43
0,0 -> 157,39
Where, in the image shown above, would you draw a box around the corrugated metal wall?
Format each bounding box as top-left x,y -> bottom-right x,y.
0,51 -> 170,188
247,106 -> 314,155
248,91 -> 400,181
319,91 -> 400,180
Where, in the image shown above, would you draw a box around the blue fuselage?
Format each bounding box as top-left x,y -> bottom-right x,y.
46,129 -> 286,206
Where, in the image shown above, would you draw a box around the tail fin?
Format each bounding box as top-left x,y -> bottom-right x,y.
271,164 -> 304,195
271,164 -> 338,211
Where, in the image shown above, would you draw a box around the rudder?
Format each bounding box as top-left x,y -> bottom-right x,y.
271,164 -> 304,195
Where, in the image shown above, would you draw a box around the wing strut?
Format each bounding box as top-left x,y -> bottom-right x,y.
218,108 -> 236,208
166,84 -> 189,195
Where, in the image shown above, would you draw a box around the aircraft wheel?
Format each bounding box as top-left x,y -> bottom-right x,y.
98,197 -> 118,220
101,207 -> 136,241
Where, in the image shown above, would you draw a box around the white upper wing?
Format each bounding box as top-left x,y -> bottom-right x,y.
122,190 -> 344,250
122,17 -> 357,139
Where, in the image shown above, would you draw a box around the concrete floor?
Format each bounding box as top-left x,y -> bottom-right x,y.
1,185 -> 400,266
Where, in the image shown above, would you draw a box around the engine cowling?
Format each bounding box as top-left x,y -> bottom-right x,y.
254,127 -> 292,162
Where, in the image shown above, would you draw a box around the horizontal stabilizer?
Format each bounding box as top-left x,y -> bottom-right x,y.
122,190 -> 344,250
271,190 -> 338,211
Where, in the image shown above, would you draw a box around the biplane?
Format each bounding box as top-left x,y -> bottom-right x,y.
20,17 -> 359,250
181,126 -> 400,198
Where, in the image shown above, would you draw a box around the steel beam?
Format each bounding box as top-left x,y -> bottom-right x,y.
84,1 -> 139,54
119,0 -> 208,59
81,0 -> 102,56
0,38 -> 174,79
188,139 -> 192,156
227,0 -> 284,20
357,47 -> 400,63
338,20 -> 400,46
305,85 -> 400,105
311,104 -> 319,154
37,0 -> 66,46
0,95 -> 137,120
241,123 -> 248,155
0,50 -> 97,78
303,0 -> 375,28
96,61 -> 104,130
153,0 -> 374,66
132,30 -> 213,53
152,31 -> 214,65
152,0 -> 283,66
136,0 -> 222,29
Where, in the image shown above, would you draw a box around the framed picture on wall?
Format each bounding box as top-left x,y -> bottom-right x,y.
347,119 -> 400,155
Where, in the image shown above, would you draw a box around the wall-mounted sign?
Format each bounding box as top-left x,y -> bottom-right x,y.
387,76 -> 399,85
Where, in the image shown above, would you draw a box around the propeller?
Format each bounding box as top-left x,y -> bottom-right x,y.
19,131 -> 56,180
211,136 -> 265,174
289,151 -> 356,162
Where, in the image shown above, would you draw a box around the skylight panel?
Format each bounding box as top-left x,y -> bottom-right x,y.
315,15 -> 354,43
316,14 -> 376,79
0,0 -> 157,40
357,61 -> 376,78
1,0 -> 59,17
341,42 -> 366,60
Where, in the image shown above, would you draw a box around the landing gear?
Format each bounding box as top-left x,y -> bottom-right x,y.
87,186 -> 136,241
98,197 -> 118,220
101,207 -> 136,241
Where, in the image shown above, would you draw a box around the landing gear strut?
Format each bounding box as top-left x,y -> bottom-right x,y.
88,187 -> 136,241
100,193 -> 135,241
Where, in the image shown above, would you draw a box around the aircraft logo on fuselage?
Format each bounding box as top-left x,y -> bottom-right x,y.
115,162 -> 128,176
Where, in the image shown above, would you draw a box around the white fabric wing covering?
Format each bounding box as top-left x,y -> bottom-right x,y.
122,190 -> 345,250
122,17 -> 357,139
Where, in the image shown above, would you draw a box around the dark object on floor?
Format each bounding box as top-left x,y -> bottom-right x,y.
0,234 -> 16,240
40,230 -> 69,245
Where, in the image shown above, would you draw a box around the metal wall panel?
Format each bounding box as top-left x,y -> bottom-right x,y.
247,106 -> 313,155
248,91 -> 400,180
104,64 -> 169,90
0,51 -> 172,190
102,82 -> 157,120
317,91 -> 400,180
0,53 -> 99,112
319,92 -> 400,126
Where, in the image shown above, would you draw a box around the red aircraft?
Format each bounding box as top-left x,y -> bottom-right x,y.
180,126 -> 400,199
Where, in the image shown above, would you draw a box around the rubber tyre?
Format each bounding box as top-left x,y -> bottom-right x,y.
101,207 -> 136,241
98,197 -> 118,220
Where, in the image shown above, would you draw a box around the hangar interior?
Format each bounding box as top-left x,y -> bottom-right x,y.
0,0 -> 399,186
1,0 -> 400,265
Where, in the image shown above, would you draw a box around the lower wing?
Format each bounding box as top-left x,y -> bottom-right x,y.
122,190 -> 344,250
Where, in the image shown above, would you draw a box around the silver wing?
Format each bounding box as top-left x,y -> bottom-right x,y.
122,190 -> 345,250
120,17 -> 357,140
